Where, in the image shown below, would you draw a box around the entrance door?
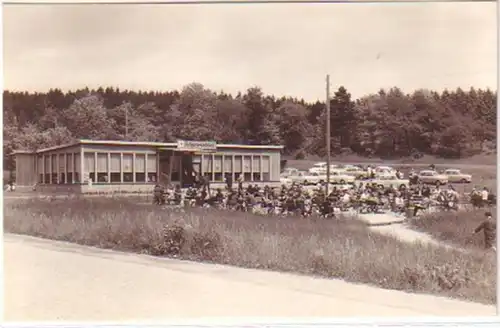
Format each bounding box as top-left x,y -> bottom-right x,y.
181,154 -> 195,188
158,151 -> 171,186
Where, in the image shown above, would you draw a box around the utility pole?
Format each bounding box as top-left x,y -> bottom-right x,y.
124,105 -> 129,139
325,74 -> 331,196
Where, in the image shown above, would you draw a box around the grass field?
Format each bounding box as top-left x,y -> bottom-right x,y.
408,209 -> 496,251
4,197 -> 496,305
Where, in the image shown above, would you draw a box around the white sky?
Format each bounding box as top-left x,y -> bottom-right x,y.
2,1 -> 497,101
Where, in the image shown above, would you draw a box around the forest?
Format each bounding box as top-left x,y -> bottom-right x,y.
3,83 -> 497,170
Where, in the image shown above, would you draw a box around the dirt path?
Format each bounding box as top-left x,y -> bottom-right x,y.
4,233 -> 494,321
357,212 -> 468,252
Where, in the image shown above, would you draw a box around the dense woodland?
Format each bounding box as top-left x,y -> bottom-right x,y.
3,83 -> 497,170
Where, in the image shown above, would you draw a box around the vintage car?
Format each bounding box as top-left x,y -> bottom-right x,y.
417,170 -> 449,186
308,162 -> 328,174
308,162 -> 342,175
290,171 -> 355,185
370,174 -> 410,189
329,171 -> 356,185
281,167 -> 300,178
290,171 -> 326,185
443,169 -> 472,183
343,166 -> 370,179
374,166 -> 396,176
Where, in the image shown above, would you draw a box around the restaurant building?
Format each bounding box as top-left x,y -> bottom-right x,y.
12,139 -> 284,193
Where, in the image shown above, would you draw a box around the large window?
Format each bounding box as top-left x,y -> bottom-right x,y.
213,155 -> 223,182
234,155 -> 242,181
44,155 -> 50,183
123,153 -> 133,182
97,153 -> 108,182
203,155 -> 212,180
84,152 -> 95,183
37,156 -> 44,183
135,154 -> 146,182
74,153 -> 80,183
170,155 -> 180,182
262,156 -> 270,181
224,156 -> 232,178
252,156 -> 261,181
66,153 -> 73,183
243,155 -> 252,181
51,154 -> 58,184
147,154 -> 157,182
59,154 -> 65,184
110,153 -> 121,182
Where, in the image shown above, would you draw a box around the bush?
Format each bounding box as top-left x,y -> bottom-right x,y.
3,197 -> 496,305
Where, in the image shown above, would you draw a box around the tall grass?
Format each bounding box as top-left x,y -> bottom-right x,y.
408,209 -> 496,250
4,197 -> 496,305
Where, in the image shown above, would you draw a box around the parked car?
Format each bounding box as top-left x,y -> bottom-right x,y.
374,166 -> 396,176
281,167 -> 300,178
443,169 -> 472,183
308,162 -> 327,174
308,162 -> 341,174
371,175 -> 410,189
418,170 -> 449,186
290,171 -> 326,185
343,166 -> 370,179
329,171 -> 356,185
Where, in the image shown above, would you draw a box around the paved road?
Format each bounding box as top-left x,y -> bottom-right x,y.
4,234 -> 495,321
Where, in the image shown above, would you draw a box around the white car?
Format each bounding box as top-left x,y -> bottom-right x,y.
290,172 -> 327,185
328,171 -> 356,185
281,167 -> 300,178
343,166 -> 369,179
374,166 -> 396,176
371,175 -> 410,189
443,169 -> 472,183
308,162 -> 327,174
418,170 -> 449,186
308,162 -> 341,174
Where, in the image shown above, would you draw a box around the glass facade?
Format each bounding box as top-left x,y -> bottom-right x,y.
36,149 -> 274,185
37,151 -> 158,184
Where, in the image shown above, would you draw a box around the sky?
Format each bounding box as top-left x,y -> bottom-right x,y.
2,1 -> 497,101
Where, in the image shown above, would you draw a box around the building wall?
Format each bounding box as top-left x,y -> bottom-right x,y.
18,142 -> 282,193
80,144 -> 159,185
15,153 -> 37,186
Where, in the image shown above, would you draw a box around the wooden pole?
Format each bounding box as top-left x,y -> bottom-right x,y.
326,74 -> 331,196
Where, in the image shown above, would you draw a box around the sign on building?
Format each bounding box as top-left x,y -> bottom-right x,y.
176,140 -> 217,153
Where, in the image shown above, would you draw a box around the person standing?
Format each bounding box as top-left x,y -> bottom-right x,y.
473,212 -> 497,250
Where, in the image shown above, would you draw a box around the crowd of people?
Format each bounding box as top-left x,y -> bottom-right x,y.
152,178 -> 495,219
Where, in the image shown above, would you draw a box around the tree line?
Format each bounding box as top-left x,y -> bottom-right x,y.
3,83 -> 497,170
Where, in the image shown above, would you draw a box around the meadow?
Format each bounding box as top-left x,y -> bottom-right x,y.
4,196 -> 496,305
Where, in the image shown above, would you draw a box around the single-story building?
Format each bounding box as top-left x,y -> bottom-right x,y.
12,139 -> 284,193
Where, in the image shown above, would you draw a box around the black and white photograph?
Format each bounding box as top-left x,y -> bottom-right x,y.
2,0 -> 498,322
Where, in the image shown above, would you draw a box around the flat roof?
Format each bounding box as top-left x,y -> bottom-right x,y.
12,139 -> 284,155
